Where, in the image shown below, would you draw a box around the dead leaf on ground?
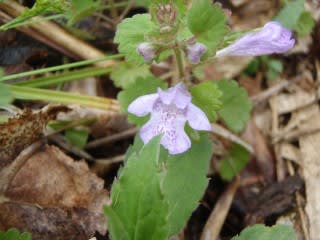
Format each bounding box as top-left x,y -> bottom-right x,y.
0,105 -> 69,169
1,145 -> 108,239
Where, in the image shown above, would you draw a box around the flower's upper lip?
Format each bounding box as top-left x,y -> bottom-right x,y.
157,83 -> 191,109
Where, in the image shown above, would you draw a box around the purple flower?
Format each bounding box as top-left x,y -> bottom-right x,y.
187,43 -> 207,64
215,21 -> 295,57
128,83 -> 211,155
137,42 -> 156,62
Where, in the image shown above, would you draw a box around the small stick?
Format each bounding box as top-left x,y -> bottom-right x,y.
95,155 -> 125,165
49,134 -> 94,161
86,127 -> 138,149
211,123 -> 254,153
200,177 -> 240,240
0,1 -> 116,67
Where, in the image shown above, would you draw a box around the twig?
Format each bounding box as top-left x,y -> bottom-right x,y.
251,77 -> 303,106
49,134 -> 94,161
0,141 -> 43,194
86,127 -> 138,149
211,123 -> 254,153
286,160 -> 310,240
109,0 -> 119,20
0,1 -> 116,67
273,125 -> 320,143
95,155 -> 125,165
119,0 -> 134,22
200,177 -> 240,240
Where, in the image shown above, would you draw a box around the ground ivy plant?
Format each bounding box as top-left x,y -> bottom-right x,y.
104,0 -> 296,239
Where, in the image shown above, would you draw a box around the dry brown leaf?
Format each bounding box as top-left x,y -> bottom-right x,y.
298,107 -> 320,240
1,145 -> 108,239
242,119 -> 275,181
270,89 -> 319,115
0,105 -> 69,169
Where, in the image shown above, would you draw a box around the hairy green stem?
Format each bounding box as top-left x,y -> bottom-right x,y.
173,47 -> 185,81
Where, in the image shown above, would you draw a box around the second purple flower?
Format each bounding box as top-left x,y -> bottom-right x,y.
215,21 -> 295,57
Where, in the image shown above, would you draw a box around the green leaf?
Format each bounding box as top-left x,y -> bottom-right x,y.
217,80 -> 252,132
187,0 -> 227,51
104,136 -> 169,240
117,76 -> 167,125
136,0 -> 149,7
294,11 -> 315,36
219,144 -> 250,181
163,134 -> 213,236
0,228 -> 32,240
110,62 -> 151,89
0,83 -> 14,106
274,0 -> 304,29
65,128 -> 89,149
231,224 -> 296,240
114,14 -> 156,64
191,81 -> 222,122
244,58 -> 261,76
266,59 -> 283,81
0,0 -> 70,31
66,0 -> 101,25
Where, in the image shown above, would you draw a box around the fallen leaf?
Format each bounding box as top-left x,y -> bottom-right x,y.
1,145 -> 108,239
0,105 -> 69,169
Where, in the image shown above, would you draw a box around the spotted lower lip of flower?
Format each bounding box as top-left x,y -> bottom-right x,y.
215,21 -> 295,57
137,42 -> 156,62
128,83 -> 211,155
187,43 -> 207,64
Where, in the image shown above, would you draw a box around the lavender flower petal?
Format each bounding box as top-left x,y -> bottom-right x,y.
128,93 -> 158,117
137,42 -> 156,62
161,123 -> 191,155
216,21 -> 295,57
186,103 -> 212,131
128,83 -> 211,154
158,83 -> 191,108
187,43 -> 207,64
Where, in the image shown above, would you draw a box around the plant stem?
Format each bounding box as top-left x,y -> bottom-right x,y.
173,47 -> 185,81
100,1 -> 130,10
109,0 -> 119,20
14,67 -> 112,88
8,85 -> 120,111
0,54 -> 123,82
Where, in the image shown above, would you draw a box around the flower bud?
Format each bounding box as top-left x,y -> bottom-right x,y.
215,21 -> 295,57
187,43 -> 207,64
137,42 -> 156,62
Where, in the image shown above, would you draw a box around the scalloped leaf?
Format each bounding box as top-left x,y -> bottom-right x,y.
231,224 -> 296,240
274,0 -> 304,30
110,62 -> 151,89
114,14 -> 156,64
0,228 -> 32,240
191,81 -> 222,121
216,80 -> 252,132
219,144 -> 250,181
187,0 -> 227,51
163,134 -> 213,236
104,136 -> 169,240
